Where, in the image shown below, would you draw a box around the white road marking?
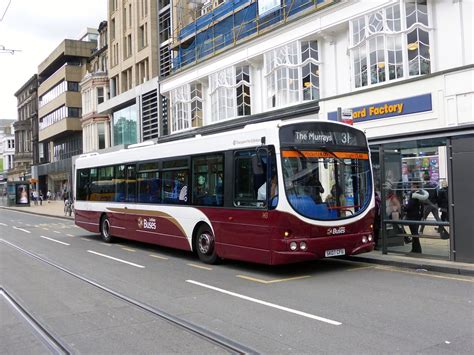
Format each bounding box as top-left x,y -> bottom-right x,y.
53,231 -> 61,234
40,236 -> 70,246
0,223 -> 8,226
87,250 -> 145,268
186,280 -> 342,326
66,234 -> 74,237
13,226 -> 31,234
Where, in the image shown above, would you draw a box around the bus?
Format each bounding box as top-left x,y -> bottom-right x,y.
74,118 -> 375,265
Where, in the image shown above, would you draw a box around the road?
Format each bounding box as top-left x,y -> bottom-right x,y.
1,209 -> 473,354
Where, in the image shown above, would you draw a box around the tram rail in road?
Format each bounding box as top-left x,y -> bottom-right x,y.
0,239 -> 257,355
1,287 -> 71,355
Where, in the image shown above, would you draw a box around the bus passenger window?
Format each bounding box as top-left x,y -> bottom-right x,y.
138,171 -> 161,203
162,170 -> 188,204
192,154 -> 224,206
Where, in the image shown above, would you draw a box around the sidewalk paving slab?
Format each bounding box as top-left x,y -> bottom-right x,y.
1,201 -> 472,276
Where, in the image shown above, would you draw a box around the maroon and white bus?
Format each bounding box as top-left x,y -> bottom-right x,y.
74,119 -> 375,265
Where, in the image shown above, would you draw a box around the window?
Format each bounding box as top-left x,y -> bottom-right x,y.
210,67 -> 235,122
192,155 -> 224,206
162,169 -> 188,204
97,87 -> 104,104
170,85 -> 190,132
236,66 -> 251,116
138,171 -> 161,203
190,83 -> 203,127
350,0 -> 430,88
234,150 -> 266,208
98,122 -> 106,149
264,40 -> 319,109
77,169 -> 90,200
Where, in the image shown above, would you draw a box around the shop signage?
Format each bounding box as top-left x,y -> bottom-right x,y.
328,93 -> 432,123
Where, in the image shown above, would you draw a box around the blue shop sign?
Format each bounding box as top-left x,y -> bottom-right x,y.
328,93 -> 432,123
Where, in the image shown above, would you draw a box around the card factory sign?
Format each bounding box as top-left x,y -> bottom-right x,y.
328,93 -> 432,123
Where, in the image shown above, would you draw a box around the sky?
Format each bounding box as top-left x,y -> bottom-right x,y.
0,0 -> 107,121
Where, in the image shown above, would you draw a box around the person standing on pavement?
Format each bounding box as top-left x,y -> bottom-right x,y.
39,191 -> 43,205
419,173 -> 445,237
405,181 -> 429,253
32,190 -> 38,205
47,190 -> 51,203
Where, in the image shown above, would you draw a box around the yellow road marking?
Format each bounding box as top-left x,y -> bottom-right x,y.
122,247 -> 136,252
149,254 -> 169,260
373,265 -> 474,283
188,263 -> 213,271
236,275 -> 311,284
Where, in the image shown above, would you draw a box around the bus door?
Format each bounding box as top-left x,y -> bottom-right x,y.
219,147 -> 276,262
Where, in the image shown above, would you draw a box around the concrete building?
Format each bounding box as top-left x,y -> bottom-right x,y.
36,32 -> 98,198
12,75 -> 38,183
98,0 -> 159,147
80,21 -> 112,153
159,0 -> 473,262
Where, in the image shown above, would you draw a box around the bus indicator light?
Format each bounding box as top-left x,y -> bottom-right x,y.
284,230 -> 291,238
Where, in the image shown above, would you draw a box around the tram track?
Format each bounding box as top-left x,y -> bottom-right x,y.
1,239 -> 257,355
1,287 -> 71,355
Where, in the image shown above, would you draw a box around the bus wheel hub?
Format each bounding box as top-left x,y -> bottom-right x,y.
198,233 -> 213,255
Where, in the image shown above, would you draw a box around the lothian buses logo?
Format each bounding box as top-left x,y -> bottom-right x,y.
138,217 -> 157,230
327,227 -> 346,236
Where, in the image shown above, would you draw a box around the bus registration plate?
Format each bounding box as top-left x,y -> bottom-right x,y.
325,248 -> 345,257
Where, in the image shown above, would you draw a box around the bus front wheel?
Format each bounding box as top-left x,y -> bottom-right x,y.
195,225 -> 219,264
100,215 -> 114,243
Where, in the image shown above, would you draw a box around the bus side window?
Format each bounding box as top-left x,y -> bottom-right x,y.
76,169 -> 90,201
192,154 -> 224,206
162,170 -> 188,204
115,165 -> 126,202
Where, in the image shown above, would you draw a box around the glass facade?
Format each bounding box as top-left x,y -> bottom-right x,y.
113,104 -> 138,146
372,138 -> 451,259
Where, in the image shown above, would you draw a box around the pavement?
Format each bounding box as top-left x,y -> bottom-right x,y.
1,198 -> 473,276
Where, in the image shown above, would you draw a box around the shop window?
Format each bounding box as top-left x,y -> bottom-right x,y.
377,138 -> 450,259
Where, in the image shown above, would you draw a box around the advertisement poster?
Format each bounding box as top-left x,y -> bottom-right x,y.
16,183 -> 29,205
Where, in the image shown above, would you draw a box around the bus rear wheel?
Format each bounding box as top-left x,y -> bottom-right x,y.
100,215 -> 114,243
195,225 -> 219,264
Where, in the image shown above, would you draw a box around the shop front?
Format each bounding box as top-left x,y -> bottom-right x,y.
325,77 -> 474,263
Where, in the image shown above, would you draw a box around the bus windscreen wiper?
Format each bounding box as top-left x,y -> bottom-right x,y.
319,146 -> 349,166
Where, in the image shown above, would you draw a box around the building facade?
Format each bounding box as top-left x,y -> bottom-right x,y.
81,21 -> 112,153
35,34 -> 97,198
159,0 -> 473,262
0,120 -> 15,193
99,0 -> 160,146
12,75 -> 38,183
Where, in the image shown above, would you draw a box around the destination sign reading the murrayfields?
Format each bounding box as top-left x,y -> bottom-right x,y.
280,122 -> 367,147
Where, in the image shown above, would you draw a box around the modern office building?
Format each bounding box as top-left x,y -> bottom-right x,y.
36,32 -> 98,197
98,0 -> 159,147
81,21 -> 112,153
159,0 -> 473,262
12,75 -> 38,183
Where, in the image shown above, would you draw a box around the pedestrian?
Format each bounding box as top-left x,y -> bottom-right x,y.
33,190 -> 38,205
405,182 -> 429,253
419,173 -> 444,236
47,190 -> 51,203
39,191 -> 43,205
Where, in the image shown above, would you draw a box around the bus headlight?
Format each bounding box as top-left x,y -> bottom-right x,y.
362,236 -> 368,243
300,241 -> 307,251
368,235 -> 373,242
290,242 -> 298,251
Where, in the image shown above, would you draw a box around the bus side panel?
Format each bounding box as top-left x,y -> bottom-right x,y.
202,208 -> 280,264
106,209 -> 191,251
75,209 -> 101,234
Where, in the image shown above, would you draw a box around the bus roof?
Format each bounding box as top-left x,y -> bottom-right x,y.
75,118 -> 364,169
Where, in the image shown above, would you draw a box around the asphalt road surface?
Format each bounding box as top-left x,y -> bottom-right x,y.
1,209 -> 473,354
